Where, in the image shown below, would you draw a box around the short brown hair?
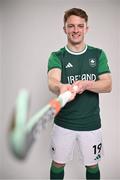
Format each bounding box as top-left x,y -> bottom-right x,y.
64,8 -> 88,24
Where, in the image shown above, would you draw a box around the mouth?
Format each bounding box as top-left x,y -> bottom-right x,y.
72,34 -> 80,39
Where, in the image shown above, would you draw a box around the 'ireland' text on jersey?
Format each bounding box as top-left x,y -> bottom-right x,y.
67,73 -> 96,84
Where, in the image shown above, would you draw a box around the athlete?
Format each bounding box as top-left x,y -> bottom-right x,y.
47,8 -> 112,180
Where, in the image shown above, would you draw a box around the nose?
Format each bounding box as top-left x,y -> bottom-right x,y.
74,26 -> 79,33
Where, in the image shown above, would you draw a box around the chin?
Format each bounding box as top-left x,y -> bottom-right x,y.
71,41 -> 82,45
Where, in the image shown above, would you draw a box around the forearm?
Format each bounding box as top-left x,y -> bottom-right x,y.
48,77 -> 62,95
48,73 -> 77,102
73,73 -> 112,94
86,79 -> 112,93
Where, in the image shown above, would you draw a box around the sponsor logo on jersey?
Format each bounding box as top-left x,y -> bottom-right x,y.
94,154 -> 101,160
89,58 -> 96,67
65,62 -> 73,68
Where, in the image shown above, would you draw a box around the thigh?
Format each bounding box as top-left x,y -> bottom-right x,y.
50,124 -> 76,164
77,128 -> 103,166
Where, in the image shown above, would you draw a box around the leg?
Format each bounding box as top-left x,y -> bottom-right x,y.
50,124 -> 76,180
77,128 -> 103,179
50,161 -> 65,180
86,164 -> 100,180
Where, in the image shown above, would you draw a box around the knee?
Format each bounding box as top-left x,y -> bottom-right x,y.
86,164 -> 100,175
86,164 -> 98,169
50,161 -> 65,179
52,161 -> 65,168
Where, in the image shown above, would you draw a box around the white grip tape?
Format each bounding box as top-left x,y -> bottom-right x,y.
58,85 -> 78,107
58,91 -> 72,107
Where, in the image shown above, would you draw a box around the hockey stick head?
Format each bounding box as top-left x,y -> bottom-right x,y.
8,89 -> 30,159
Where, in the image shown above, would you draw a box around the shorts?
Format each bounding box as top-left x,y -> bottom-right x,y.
50,124 -> 103,166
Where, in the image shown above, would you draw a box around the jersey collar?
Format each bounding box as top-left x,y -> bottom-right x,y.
65,44 -> 87,55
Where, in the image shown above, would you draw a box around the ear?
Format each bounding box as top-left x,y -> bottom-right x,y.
63,26 -> 67,34
84,25 -> 89,34
86,26 -> 89,33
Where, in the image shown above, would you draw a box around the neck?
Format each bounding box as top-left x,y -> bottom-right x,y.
67,42 -> 86,53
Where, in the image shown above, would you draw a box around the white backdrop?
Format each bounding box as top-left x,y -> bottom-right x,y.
1,0 -> 120,179
0,1 -> 3,178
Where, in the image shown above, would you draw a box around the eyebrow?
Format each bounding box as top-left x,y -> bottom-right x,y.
67,23 -> 85,26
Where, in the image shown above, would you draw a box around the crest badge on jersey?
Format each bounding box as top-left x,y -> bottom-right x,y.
89,58 -> 96,67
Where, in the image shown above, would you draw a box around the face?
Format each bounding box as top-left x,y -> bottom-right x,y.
64,15 -> 88,46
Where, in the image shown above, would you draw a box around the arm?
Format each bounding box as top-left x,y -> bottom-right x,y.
73,73 -> 112,94
48,68 -> 62,95
48,68 -> 77,100
87,50 -> 112,93
86,73 -> 112,93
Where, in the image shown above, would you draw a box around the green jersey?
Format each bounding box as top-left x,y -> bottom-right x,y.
48,45 -> 110,131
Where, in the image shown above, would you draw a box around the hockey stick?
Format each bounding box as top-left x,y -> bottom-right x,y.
9,87 -> 77,160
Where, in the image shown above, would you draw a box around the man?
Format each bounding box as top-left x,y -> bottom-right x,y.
47,8 -> 112,180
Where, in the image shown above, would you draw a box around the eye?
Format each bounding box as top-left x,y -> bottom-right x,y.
78,24 -> 84,28
67,24 -> 74,28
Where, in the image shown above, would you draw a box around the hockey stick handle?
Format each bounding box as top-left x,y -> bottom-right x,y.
57,91 -> 72,107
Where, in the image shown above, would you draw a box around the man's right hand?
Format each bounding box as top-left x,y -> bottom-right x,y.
59,84 -> 78,102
